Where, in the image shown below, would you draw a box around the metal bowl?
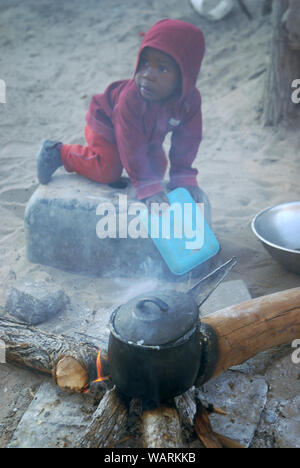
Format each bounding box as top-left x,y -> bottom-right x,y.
190,0 -> 234,21
252,201 -> 300,275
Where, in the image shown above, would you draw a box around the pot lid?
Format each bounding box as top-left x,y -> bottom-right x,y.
112,290 -> 199,346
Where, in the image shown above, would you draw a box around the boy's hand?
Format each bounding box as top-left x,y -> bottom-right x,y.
184,186 -> 203,204
143,191 -> 170,215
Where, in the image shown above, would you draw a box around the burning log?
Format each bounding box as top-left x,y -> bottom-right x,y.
75,387 -> 129,448
142,403 -> 183,448
201,287 -> 300,380
0,317 -> 107,393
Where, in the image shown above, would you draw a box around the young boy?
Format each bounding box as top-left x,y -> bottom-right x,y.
37,19 -> 206,211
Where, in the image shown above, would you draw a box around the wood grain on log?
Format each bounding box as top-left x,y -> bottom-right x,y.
0,317 -> 106,393
75,387 -> 128,448
175,388 -> 197,427
202,287 -> 300,378
142,404 -> 183,448
55,356 -> 89,393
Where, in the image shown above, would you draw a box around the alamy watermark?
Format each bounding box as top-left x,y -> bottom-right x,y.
0,79 -> 6,104
96,194 -> 205,249
291,339 -> 300,364
0,339 -> 6,364
291,79 -> 300,104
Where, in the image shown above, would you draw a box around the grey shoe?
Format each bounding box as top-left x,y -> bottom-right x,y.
37,140 -> 62,184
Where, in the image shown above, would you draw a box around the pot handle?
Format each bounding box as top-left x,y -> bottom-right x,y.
136,297 -> 169,312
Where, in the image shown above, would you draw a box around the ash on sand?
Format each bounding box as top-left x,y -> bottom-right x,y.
1,0 -> 300,448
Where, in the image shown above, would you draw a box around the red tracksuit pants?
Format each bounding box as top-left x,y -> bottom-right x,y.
60,125 -> 123,184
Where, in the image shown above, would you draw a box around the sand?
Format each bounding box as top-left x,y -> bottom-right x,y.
0,0 -> 299,448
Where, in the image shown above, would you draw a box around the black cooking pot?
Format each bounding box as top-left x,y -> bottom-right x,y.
108,258 -> 237,403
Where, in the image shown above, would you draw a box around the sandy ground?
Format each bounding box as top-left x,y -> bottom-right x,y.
0,0 -> 299,448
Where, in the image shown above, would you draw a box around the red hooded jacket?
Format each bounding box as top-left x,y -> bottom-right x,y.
86,19 -> 205,199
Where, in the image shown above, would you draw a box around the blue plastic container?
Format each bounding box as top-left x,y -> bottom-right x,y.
141,187 -> 220,275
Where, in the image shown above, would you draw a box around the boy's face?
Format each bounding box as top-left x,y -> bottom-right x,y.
135,47 -> 181,102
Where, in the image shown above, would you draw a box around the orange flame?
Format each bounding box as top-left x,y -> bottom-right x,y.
83,349 -> 110,394
93,349 -> 110,384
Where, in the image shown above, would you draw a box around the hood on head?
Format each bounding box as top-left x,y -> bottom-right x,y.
134,19 -> 205,100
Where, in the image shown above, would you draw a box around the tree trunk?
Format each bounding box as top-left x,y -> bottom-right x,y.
263,0 -> 300,125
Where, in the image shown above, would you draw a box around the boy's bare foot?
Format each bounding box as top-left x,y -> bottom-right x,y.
37,140 -> 62,184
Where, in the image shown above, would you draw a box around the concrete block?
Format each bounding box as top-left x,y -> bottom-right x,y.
24,174 -> 165,278
24,173 -> 213,279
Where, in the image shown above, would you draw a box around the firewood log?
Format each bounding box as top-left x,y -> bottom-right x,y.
75,387 -> 128,448
0,317 -> 107,393
175,388 -> 197,427
142,404 -> 183,448
201,287 -> 300,380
